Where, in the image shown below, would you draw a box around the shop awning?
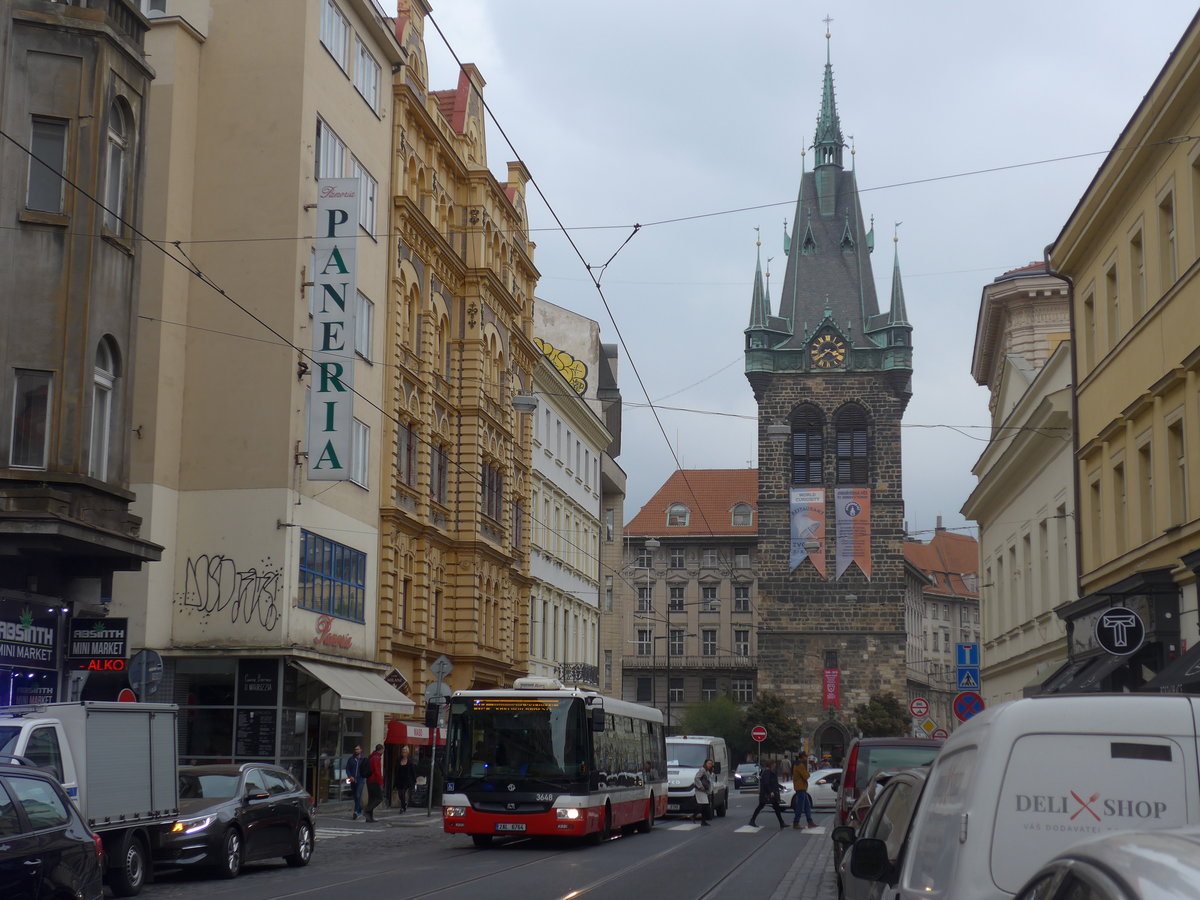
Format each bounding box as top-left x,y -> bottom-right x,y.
1140,643 -> 1200,693
1055,653 -> 1131,693
1038,658 -> 1091,694
295,660 -> 415,714
386,720 -> 445,746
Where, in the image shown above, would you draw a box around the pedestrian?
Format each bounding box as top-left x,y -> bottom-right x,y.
364,743 -> 385,822
748,759 -> 787,829
394,745 -> 415,811
692,759 -> 715,826
346,744 -> 368,820
791,756 -> 817,829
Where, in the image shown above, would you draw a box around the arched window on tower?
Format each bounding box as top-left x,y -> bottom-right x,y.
90,337 -> 119,480
790,404 -> 824,484
835,403 -> 869,484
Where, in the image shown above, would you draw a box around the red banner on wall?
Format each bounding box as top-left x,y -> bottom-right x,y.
823,668 -> 840,709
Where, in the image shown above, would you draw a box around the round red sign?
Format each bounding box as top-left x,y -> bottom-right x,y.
932,729 -> 949,739
909,698 -> 929,718
117,688 -> 137,703
751,725 -> 767,743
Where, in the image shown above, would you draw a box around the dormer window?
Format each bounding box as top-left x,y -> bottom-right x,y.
667,504 -> 690,527
731,503 -> 753,527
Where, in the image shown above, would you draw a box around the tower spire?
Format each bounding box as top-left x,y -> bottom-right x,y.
748,228 -> 771,328
889,223 -> 909,326
813,20 -> 843,170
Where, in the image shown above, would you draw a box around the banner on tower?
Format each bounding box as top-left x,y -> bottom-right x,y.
789,488 -> 826,578
823,667 -> 840,709
834,487 -> 872,580
308,178 -> 359,481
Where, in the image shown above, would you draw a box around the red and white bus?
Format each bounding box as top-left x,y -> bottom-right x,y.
441,678 -> 667,846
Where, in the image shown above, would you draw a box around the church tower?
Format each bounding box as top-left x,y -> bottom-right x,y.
745,30 -> 913,760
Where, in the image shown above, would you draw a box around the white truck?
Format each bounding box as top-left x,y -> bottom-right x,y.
0,700 -> 179,896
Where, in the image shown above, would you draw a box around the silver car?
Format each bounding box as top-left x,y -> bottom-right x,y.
1015,826 -> 1200,899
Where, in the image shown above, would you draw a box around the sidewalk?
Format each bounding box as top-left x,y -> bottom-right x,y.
318,799 -> 443,826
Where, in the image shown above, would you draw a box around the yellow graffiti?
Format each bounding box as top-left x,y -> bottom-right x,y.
534,337 -> 588,395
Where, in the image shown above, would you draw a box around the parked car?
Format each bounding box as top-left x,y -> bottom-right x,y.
832,768 -> 929,900
834,736 -> 942,829
734,763 -> 760,790
834,769 -> 904,869
1014,826 -> 1200,899
809,767 -> 842,809
0,756 -> 104,900
156,764 -> 315,879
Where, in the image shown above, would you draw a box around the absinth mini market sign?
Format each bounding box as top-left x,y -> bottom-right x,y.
308,178 -> 358,481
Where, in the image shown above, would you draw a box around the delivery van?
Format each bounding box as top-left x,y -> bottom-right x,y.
665,735 -> 730,817
895,694 -> 1200,899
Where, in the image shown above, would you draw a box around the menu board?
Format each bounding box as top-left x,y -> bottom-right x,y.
236,709 -> 277,758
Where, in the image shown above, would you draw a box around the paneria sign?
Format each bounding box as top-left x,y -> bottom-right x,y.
308,178 -> 359,481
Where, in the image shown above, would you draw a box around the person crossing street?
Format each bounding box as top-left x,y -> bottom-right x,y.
748,759 -> 787,829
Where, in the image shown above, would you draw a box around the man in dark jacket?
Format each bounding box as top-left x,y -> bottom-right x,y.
748,760 -> 787,828
346,745 -> 368,820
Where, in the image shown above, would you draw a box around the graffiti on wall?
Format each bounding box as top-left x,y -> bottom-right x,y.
181,554 -> 281,632
534,337 -> 588,395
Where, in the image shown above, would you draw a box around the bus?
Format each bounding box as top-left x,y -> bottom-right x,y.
441,677 -> 667,846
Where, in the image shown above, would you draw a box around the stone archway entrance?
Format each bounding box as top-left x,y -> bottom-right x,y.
813,720 -> 850,767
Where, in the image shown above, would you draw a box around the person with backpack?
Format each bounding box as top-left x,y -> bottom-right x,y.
691,758 -> 715,825
748,759 -> 787,829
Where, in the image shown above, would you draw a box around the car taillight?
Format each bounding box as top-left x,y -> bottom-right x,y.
92,832 -> 103,862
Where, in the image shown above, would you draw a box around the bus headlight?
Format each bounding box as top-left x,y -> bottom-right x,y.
443,806 -> 467,817
555,808 -> 582,820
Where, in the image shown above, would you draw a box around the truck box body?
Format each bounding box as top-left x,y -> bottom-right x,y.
0,701 -> 179,827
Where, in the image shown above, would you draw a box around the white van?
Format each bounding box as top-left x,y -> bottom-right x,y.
895,694 -> 1200,899
665,735 -> 730,817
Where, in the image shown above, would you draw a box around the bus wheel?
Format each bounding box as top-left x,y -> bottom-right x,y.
472,835 -> 493,849
635,799 -> 654,833
589,804 -> 612,844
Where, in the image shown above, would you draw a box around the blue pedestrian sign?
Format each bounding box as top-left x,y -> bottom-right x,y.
956,643 -> 980,668
956,667 -> 980,690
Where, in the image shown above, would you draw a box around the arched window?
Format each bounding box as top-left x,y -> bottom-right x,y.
103,101 -> 130,233
835,404 -> 869,484
731,503 -> 753,527
90,338 -> 118,480
791,404 -> 824,484
666,504 -> 690,527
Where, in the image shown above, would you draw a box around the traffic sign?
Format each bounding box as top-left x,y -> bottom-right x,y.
953,691 -> 985,722
956,643 -> 980,668
932,728 -> 949,739
921,719 -> 936,735
430,654 -> 454,680
909,697 -> 929,718
424,680 -> 451,702
751,725 -> 768,743
117,688 -> 137,703
956,667 -> 980,690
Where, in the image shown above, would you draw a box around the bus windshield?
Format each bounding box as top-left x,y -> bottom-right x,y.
446,696 -> 589,786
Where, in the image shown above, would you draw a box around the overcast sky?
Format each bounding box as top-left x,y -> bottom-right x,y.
397,1 -> 1198,540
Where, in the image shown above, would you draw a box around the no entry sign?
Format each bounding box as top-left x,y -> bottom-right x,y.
751,725 -> 768,743
909,697 -> 929,718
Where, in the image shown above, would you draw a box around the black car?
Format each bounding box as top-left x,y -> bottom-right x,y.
733,763 -> 760,790
156,763 -> 315,879
0,758 -> 103,900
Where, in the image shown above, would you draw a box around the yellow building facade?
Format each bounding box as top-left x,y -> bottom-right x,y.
379,0 -> 539,701
1051,11 -> 1200,689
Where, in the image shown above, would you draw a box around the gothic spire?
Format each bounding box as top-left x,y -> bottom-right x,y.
748,230 -> 771,328
813,26 -> 843,170
889,227 -> 909,326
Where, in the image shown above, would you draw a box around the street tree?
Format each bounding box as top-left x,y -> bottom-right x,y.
853,692 -> 910,737
742,691 -> 804,756
679,696 -> 750,761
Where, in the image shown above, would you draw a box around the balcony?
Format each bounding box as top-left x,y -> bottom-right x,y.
620,654 -> 755,671
557,662 -> 599,686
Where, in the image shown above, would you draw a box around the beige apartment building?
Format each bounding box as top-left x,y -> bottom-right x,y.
113,0 -> 413,800
962,263 -> 1075,704
1050,10 -> 1200,692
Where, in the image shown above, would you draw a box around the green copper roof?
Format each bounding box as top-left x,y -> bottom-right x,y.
813,33 -> 843,169
889,237 -> 909,326
748,238 -> 771,328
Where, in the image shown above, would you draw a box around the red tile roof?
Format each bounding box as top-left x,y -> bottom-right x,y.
626,469 -> 758,537
904,530 -> 979,597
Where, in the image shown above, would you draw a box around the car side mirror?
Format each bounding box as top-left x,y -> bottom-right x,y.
247,790 -> 271,801
592,707 -> 606,732
830,825 -> 857,847
848,837 -> 892,882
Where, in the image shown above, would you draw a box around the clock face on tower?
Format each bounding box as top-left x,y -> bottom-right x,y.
810,334 -> 847,368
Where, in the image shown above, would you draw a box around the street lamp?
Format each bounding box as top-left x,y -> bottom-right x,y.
642,538 -> 659,708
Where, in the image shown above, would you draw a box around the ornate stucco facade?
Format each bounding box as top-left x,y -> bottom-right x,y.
380,0 -> 537,701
